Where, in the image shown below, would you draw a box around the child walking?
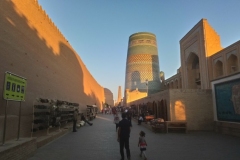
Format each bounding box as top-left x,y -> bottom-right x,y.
138,131 -> 147,160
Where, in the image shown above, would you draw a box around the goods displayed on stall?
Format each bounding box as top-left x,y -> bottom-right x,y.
145,115 -> 154,122
86,105 -> 98,120
31,98 -> 79,133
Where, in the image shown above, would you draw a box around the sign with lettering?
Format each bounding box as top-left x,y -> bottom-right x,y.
3,72 -> 27,101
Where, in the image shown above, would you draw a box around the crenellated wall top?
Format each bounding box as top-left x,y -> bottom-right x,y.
33,0 -> 68,43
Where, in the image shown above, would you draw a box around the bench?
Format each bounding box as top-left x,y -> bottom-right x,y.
165,121 -> 187,133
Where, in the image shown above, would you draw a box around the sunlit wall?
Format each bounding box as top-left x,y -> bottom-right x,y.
0,0 -> 105,141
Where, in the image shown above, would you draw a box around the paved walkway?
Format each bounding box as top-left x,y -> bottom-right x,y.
29,114 -> 240,160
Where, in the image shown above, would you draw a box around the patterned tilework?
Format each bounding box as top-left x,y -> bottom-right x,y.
129,39 -> 157,47
125,32 -> 161,94
127,46 -> 158,56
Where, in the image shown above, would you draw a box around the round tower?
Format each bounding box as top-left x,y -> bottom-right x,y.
124,32 -> 161,96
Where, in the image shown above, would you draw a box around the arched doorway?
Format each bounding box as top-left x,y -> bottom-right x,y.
186,52 -> 200,89
153,101 -> 157,118
146,102 -> 153,115
158,99 -> 168,121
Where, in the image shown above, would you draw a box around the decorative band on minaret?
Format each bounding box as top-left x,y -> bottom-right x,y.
125,32 -> 161,95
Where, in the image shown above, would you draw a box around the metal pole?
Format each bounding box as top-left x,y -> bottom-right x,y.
17,101 -> 22,140
2,100 -> 8,145
146,79 -> 148,97
137,104 -> 139,115
31,103 -> 34,138
147,84 -> 148,96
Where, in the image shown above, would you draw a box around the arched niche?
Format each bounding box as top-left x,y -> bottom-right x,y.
214,60 -> 223,78
227,54 -> 238,74
179,78 -> 182,88
175,79 -> 178,89
170,81 -> 174,89
186,52 -> 200,89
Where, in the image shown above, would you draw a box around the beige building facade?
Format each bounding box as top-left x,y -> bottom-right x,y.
126,19 -> 240,135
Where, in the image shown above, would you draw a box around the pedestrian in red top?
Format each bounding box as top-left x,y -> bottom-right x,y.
138,131 -> 147,160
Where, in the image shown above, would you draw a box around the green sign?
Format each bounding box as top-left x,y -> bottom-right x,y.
3,72 -> 27,101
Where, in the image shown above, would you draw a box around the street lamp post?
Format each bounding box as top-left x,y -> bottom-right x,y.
146,79 -> 148,96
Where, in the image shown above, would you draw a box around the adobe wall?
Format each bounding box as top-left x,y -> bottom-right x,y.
0,0 -> 105,142
169,89 -> 214,130
128,90 -> 170,107
128,89 -> 214,131
128,90 -> 171,120
125,89 -> 148,104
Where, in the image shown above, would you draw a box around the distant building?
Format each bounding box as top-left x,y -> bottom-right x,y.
117,86 -> 122,105
104,88 -> 114,107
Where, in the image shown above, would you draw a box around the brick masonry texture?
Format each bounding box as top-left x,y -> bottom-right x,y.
0,0 -> 105,142
125,32 -> 161,95
169,89 -> 214,130
0,138 -> 37,160
128,89 -> 214,131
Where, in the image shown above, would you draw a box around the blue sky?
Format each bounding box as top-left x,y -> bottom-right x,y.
38,0 -> 240,101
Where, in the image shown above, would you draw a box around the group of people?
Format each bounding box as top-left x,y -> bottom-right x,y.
101,107 -> 112,114
73,108 -> 148,160
72,109 -> 93,132
115,112 -> 148,160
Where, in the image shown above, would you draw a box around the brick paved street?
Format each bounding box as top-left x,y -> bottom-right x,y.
28,114 -> 240,160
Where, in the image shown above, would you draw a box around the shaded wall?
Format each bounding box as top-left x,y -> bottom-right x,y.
0,0 -> 105,141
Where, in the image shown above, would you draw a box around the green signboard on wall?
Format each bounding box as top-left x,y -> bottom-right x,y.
3,72 -> 27,101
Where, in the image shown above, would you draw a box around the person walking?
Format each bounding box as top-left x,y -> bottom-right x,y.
138,115 -> 143,125
81,114 -> 93,126
73,109 -> 78,132
114,113 -> 120,131
117,112 -> 131,160
138,131 -> 147,160
126,110 -> 132,127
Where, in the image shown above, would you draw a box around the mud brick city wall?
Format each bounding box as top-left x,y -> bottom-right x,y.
0,0 -> 105,142
169,89 -> 214,130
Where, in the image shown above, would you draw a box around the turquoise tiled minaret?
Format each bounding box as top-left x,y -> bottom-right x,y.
124,32 -> 161,95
